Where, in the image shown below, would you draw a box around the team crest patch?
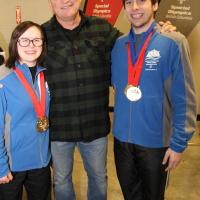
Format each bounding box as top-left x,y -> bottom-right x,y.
145,49 -> 161,71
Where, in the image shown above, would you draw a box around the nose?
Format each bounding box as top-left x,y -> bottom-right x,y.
132,0 -> 140,9
29,40 -> 35,48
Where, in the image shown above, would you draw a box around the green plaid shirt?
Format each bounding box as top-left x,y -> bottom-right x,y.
42,12 -> 120,141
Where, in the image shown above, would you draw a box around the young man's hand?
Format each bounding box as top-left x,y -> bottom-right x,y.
162,148 -> 182,171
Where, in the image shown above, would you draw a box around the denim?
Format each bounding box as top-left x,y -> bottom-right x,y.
51,136 -> 108,200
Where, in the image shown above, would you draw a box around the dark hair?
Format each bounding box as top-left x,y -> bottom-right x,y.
0,47 -> 5,65
122,0 -> 158,6
6,21 -> 46,68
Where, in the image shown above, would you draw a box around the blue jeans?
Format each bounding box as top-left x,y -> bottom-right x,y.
51,136 -> 108,200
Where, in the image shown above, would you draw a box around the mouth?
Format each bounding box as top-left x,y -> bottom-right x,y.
131,13 -> 143,19
24,51 -> 37,55
61,3 -> 73,9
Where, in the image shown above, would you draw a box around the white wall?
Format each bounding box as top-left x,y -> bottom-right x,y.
0,0 -> 85,54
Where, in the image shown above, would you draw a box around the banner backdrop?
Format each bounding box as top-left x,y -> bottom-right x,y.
156,0 -> 200,36
84,0 -> 123,25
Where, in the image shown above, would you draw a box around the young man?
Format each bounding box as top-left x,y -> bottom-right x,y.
111,0 -> 196,200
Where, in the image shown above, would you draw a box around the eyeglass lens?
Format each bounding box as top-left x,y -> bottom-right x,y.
18,38 -> 43,47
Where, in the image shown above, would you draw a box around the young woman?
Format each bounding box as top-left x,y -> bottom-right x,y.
0,21 -> 51,200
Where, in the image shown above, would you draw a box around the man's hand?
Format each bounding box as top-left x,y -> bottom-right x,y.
162,148 -> 182,171
0,172 -> 13,184
159,21 -> 177,33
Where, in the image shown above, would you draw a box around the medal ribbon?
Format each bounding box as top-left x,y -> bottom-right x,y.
14,67 -> 46,118
127,32 -> 153,86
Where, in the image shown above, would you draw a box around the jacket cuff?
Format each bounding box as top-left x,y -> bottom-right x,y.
0,165 -> 9,178
170,132 -> 193,153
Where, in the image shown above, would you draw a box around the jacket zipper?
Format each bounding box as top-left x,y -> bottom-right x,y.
128,102 -> 132,142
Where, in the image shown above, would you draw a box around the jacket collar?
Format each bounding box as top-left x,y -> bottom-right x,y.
14,61 -> 46,75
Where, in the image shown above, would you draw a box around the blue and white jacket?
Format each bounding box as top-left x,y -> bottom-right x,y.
111,23 -> 196,153
0,62 -> 51,178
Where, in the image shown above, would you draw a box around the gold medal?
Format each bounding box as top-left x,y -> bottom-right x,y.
36,116 -> 49,133
14,68 -> 49,133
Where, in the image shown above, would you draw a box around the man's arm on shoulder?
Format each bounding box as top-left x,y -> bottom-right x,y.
158,21 -> 177,33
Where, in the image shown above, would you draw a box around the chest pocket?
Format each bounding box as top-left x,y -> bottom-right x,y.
85,39 -> 107,65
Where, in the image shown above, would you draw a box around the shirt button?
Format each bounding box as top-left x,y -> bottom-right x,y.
73,45 -> 79,53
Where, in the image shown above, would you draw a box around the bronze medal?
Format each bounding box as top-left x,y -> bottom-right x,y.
36,116 -> 49,133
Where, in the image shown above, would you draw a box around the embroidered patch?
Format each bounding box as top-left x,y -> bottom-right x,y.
145,49 -> 161,71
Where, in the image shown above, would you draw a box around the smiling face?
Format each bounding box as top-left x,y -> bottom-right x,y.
17,26 -> 43,67
49,0 -> 82,23
124,0 -> 158,34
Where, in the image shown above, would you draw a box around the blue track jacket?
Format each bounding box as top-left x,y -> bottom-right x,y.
111,23 -> 196,153
0,62 -> 51,178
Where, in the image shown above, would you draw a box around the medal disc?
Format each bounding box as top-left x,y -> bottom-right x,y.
36,116 -> 49,133
124,85 -> 142,102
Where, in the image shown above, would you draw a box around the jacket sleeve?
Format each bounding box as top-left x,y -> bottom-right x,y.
169,35 -> 197,153
0,84 -> 9,178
